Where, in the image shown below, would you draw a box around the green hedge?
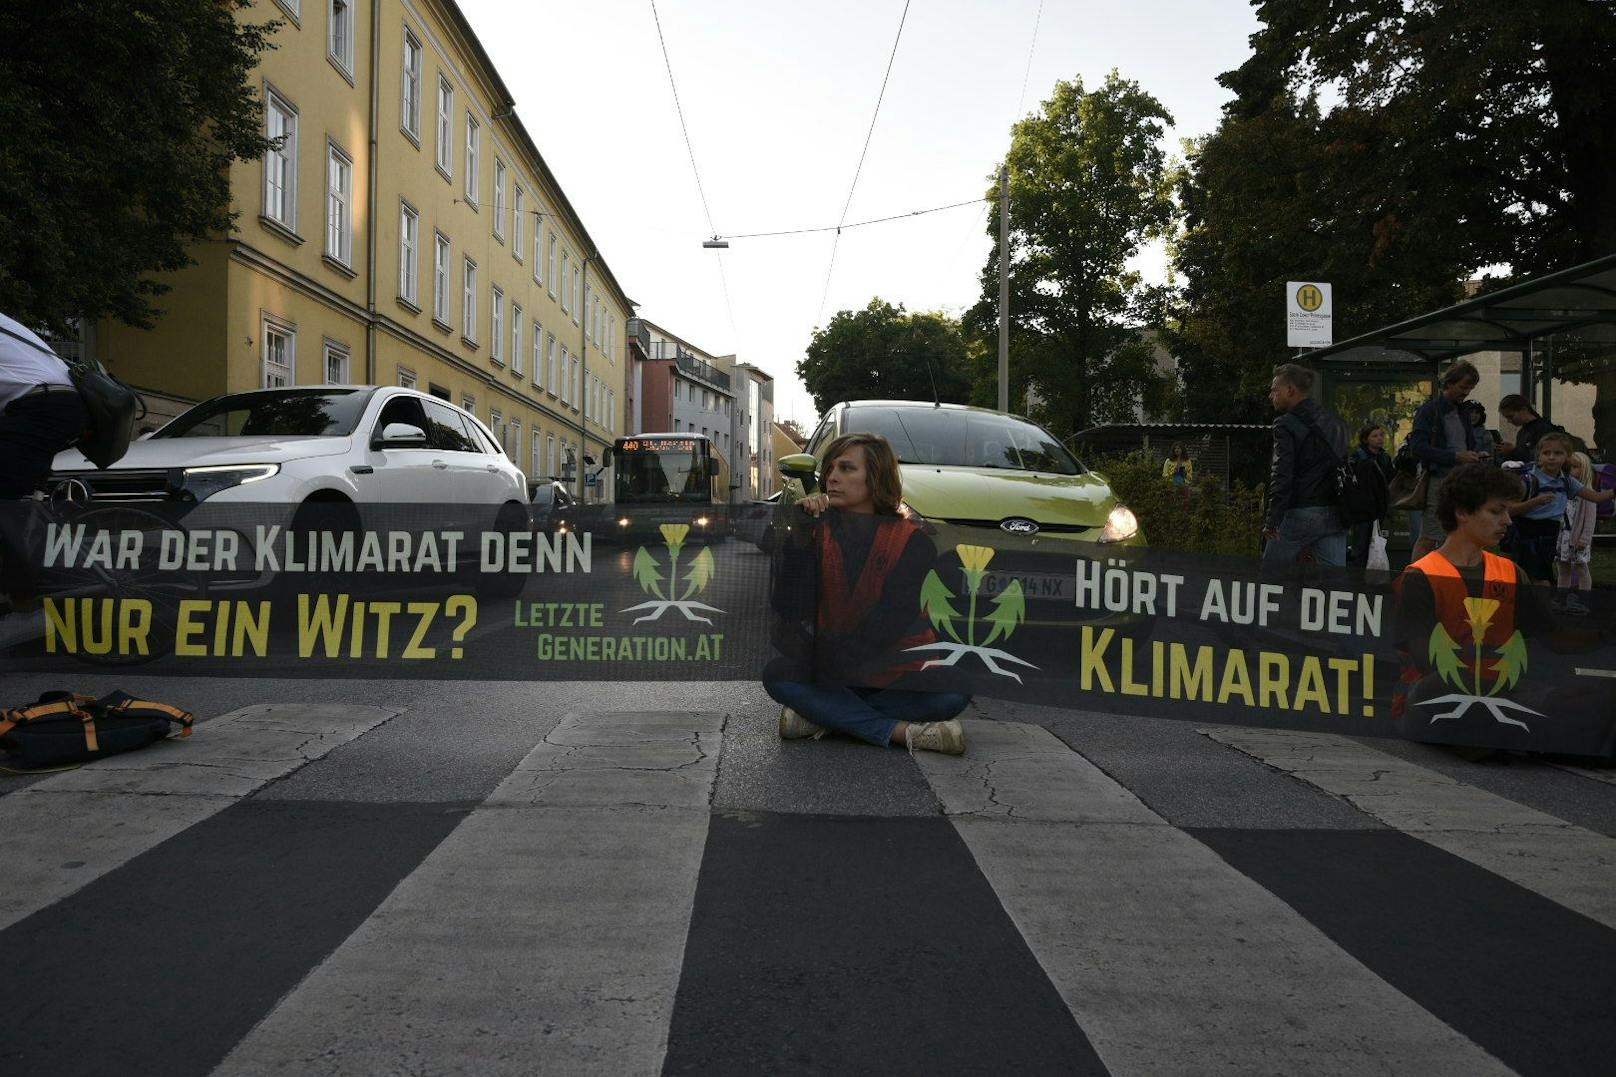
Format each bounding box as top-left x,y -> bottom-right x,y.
1092,452 -> 1266,557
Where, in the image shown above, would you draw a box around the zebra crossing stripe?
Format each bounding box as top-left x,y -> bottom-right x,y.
0,703 -> 400,932
913,721 -> 1512,1077
1204,727 -> 1616,931
211,711 -> 723,1077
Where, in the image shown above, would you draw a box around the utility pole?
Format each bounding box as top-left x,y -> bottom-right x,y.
997,164 -> 1010,413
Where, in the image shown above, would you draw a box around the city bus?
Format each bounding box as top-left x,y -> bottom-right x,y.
607,433 -> 728,540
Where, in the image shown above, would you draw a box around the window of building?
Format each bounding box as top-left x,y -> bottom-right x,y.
547,234 -> 557,296
323,339 -> 350,384
325,142 -> 353,266
490,286 -> 505,362
397,367 -> 417,390
462,258 -> 477,341
511,305 -> 523,375
512,186 -> 524,258
558,346 -> 569,404
432,232 -> 450,323
462,393 -> 475,414
674,419 -> 680,432
489,407 -> 503,450
264,89 -> 297,230
532,431 -> 543,482
547,335 -> 557,396
464,114 -> 479,206
508,417 -> 521,462
399,201 -> 419,305
435,77 -> 453,177
531,320 -> 542,386
493,158 -> 506,239
592,297 -> 601,347
547,434 -> 557,482
607,316 -> 615,362
559,251 -> 570,312
571,355 -> 580,409
583,286 -> 592,344
401,29 -> 422,139
571,265 -> 581,324
262,318 -> 295,388
328,0 -> 354,76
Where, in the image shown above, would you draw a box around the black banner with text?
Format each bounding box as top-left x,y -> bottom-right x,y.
2,500 -> 1612,756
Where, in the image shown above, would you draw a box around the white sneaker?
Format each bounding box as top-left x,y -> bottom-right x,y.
905,719 -> 966,755
778,706 -> 826,740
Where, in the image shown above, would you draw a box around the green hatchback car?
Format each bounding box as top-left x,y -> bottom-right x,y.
789,400 -> 1144,547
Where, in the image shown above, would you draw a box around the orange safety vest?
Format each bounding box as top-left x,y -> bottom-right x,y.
815,515 -> 936,686
1393,549 -> 1520,711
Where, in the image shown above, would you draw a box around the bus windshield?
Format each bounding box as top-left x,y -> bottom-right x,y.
613,438 -> 713,503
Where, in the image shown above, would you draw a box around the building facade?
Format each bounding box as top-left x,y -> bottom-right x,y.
90,0 -> 633,499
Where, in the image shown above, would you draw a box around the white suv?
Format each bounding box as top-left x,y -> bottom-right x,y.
49,385 -> 528,510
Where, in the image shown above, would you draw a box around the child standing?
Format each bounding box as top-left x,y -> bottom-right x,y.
1508,432 -> 1613,584
1556,450 -> 1599,592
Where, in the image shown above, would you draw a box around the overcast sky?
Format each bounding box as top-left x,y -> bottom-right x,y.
458,0 -> 1262,427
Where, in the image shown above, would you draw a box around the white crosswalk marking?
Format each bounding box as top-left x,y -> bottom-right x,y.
1206,727 -> 1616,931
0,703 -> 400,931
913,720 -> 1513,1077
210,711 -> 723,1077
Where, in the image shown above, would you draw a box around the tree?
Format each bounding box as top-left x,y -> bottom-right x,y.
0,0 -> 277,333
965,72 -> 1178,439
1174,1 -> 1616,441
797,298 -> 972,414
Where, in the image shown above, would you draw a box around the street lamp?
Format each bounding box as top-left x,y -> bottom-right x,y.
702,237 -> 729,249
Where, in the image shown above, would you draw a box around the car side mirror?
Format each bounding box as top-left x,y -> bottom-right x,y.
779,452 -> 818,494
375,422 -> 428,449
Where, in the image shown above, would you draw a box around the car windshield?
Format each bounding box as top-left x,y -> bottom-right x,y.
156,389 -> 373,439
841,406 -> 1084,475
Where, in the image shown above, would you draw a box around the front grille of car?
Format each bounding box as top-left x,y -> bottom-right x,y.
45,469 -> 175,503
941,517 -> 1094,535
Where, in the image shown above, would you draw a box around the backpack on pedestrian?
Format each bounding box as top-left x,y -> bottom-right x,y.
1303,419 -> 1379,525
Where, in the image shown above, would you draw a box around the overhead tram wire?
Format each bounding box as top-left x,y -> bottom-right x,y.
815,0 -> 914,327
649,0 -> 739,344
714,197 -> 986,242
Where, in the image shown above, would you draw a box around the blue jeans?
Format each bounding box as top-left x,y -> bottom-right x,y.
763,679 -> 970,747
1263,505 -> 1347,566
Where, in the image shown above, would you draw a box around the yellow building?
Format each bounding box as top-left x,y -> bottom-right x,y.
94,0 -> 634,500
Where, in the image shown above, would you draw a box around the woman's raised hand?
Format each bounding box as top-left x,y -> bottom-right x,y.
798,493 -> 832,517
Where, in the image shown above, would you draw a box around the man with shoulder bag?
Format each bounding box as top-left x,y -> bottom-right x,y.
0,311 -> 89,499
1263,363 -> 1350,566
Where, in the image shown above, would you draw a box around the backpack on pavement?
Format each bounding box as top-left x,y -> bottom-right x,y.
0,690 -> 192,770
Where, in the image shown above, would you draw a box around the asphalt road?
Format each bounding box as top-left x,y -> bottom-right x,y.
4,663 -> 1615,1076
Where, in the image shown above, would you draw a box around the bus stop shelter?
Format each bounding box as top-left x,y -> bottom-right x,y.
1302,253 -> 1616,443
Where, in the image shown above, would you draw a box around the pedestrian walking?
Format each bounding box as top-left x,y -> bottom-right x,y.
1408,360 -> 1489,561
0,311 -> 87,499
765,432 -> 970,754
1506,431 -> 1613,585
1556,450 -> 1598,599
1347,423 -> 1394,568
1262,363 -> 1349,566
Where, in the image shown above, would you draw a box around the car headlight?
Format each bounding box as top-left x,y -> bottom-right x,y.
694,515 -> 710,528
180,464 -> 280,501
618,517 -> 631,528
1099,504 -> 1139,543
897,500 -> 927,521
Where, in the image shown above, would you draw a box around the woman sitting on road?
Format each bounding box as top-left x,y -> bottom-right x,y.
764,432 -> 969,754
